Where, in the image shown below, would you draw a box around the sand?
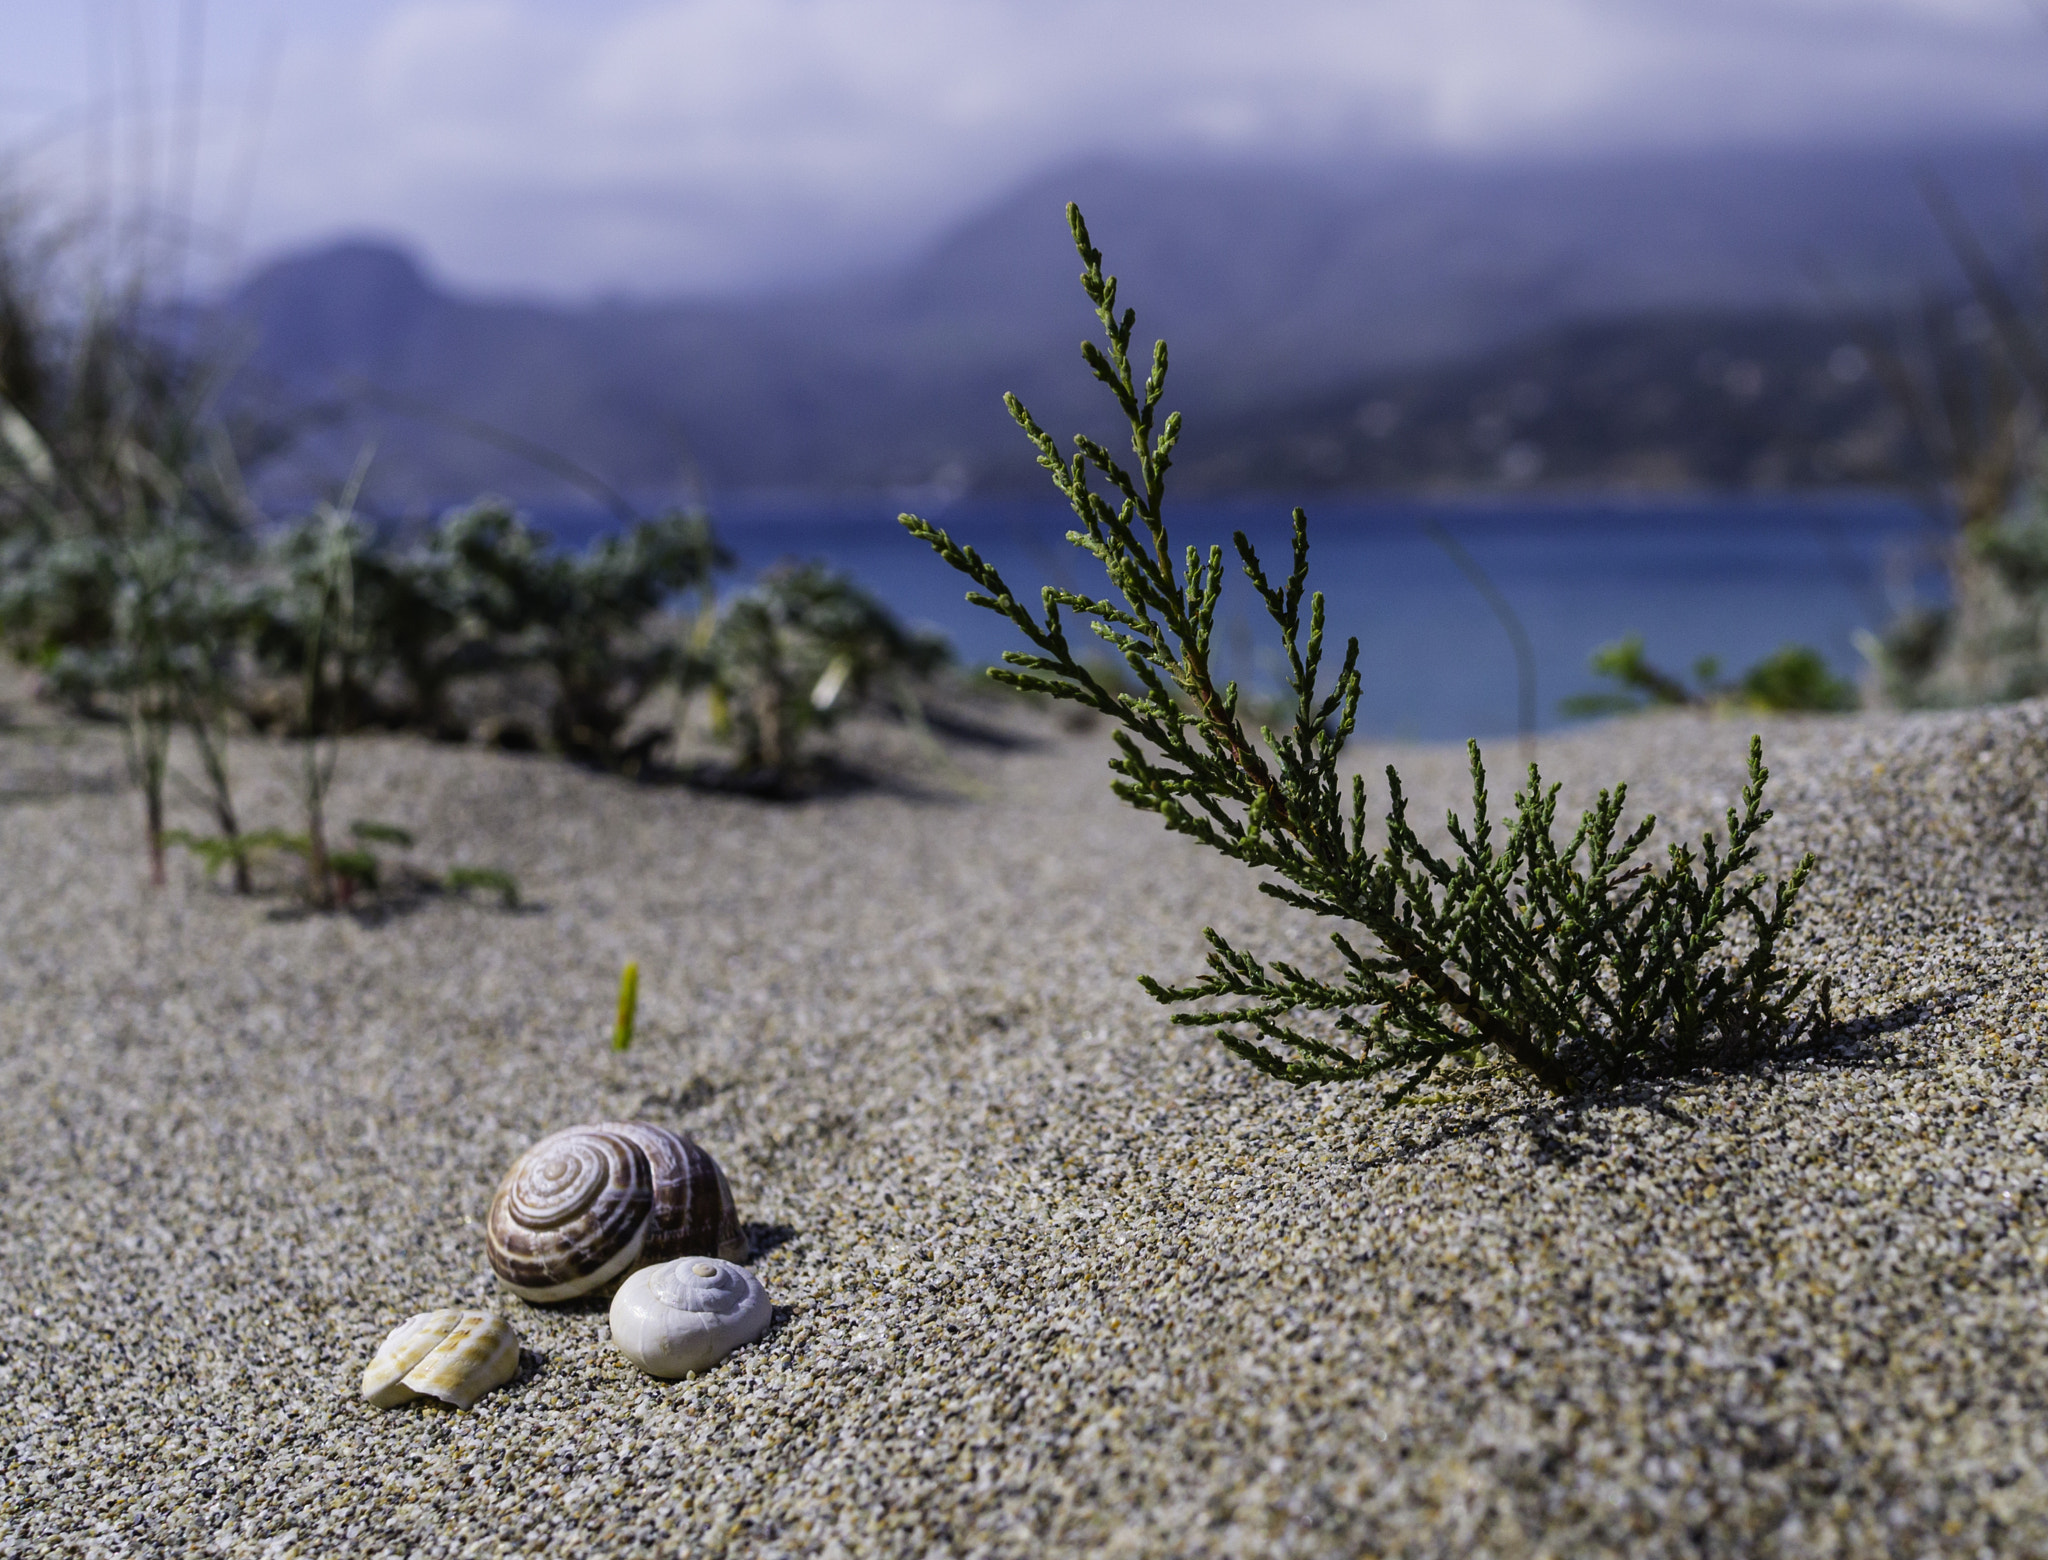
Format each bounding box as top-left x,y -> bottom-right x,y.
4,693 -> 2048,1558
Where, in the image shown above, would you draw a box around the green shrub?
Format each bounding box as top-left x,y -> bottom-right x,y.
1867,488 -> 2048,709
250,513 -> 474,738
8,521 -> 266,886
1562,635 -> 1856,717
1738,644 -> 1857,712
902,205 -> 1827,1100
435,501 -> 725,769
241,500 -> 728,768
0,210 -> 259,695
697,560 -> 949,780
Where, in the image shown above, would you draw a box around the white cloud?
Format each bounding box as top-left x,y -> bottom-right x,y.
4,0 -> 2045,294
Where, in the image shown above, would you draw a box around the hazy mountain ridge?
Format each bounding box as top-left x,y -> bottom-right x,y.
218,135 -> 2046,512
1175,310 -> 1906,496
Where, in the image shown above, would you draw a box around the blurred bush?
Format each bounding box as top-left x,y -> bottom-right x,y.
698,560 -> 951,782
1564,633 -> 1855,717
1854,190 -> 2048,710
418,500 -> 728,768
0,191 -> 954,891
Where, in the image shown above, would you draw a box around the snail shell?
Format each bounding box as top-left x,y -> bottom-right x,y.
609,1257 -> 772,1377
485,1121 -> 745,1302
361,1309 -> 521,1409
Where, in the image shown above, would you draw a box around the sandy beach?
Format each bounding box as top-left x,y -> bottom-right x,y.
4,693 -> 2047,1558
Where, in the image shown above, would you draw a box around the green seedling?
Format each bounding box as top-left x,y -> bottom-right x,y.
613,961 -> 640,1052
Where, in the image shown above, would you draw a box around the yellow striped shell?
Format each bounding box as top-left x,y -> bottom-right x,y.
361,1310 -> 520,1409
485,1121 -> 745,1302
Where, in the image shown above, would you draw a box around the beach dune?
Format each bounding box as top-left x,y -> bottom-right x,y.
4,699 -> 2047,1558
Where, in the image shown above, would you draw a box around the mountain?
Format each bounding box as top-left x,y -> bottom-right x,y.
215,134 -> 2046,512
1180,310 -> 1910,495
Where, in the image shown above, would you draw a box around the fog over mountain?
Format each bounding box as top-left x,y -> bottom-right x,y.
218,134 -> 2045,513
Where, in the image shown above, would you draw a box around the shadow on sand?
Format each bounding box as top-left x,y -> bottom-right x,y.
1353,996 -> 1935,1172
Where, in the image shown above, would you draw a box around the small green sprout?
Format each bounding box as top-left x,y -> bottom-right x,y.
613,961 -> 640,1052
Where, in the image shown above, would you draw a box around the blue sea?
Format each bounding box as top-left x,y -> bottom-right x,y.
558,491 -> 1946,743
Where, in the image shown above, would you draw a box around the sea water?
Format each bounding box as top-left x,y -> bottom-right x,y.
551,491 -> 1945,742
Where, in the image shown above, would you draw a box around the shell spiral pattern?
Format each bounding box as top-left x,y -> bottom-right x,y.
486,1121 -> 745,1302
610,1257 -> 773,1377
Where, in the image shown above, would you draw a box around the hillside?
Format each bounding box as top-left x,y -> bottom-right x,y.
1179,309 -> 1907,495
214,135 -> 2043,510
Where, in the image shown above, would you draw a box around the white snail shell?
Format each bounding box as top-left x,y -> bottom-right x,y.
361,1309 -> 521,1409
486,1121 -> 746,1303
609,1257 -> 772,1377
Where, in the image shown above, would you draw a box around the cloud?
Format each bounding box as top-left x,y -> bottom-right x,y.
7,0 -> 2046,294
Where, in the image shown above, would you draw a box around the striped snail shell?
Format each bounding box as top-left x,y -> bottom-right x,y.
485,1121 -> 746,1302
610,1256 -> 772,1377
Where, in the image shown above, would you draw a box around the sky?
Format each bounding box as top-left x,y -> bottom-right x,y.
1,0 -> 2045,299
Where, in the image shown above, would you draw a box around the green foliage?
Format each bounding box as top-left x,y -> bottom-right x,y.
17,519 -> 267,885
273,494 -> 368,907
1738,644 -> 1857,713
1868,481 -> 2048,710
168,822 -> 521,910
1561,635 -> 1703,715
349,819 -> 416,848
0,207 -> 274,883
160,828 -> 255,878
0,535 -> 124,697
443,866 -> 522,908
328,847 -> 381,893
1854,197 -> 2048,710
1563,634 -> 1856,717
143,486 -> 518,913
435,501 -> 725,768
250,509 -> 455,735
7,482 -> 734,774
1972,486 -> 2048,594
0,210 -> 262,698
902,203 -> 1826,1099
167,826 -> 342,890
235,497 -> 735,769
1157,737 -> 1821,1095
1,198 -> 934,790
697,560 -> 949,778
